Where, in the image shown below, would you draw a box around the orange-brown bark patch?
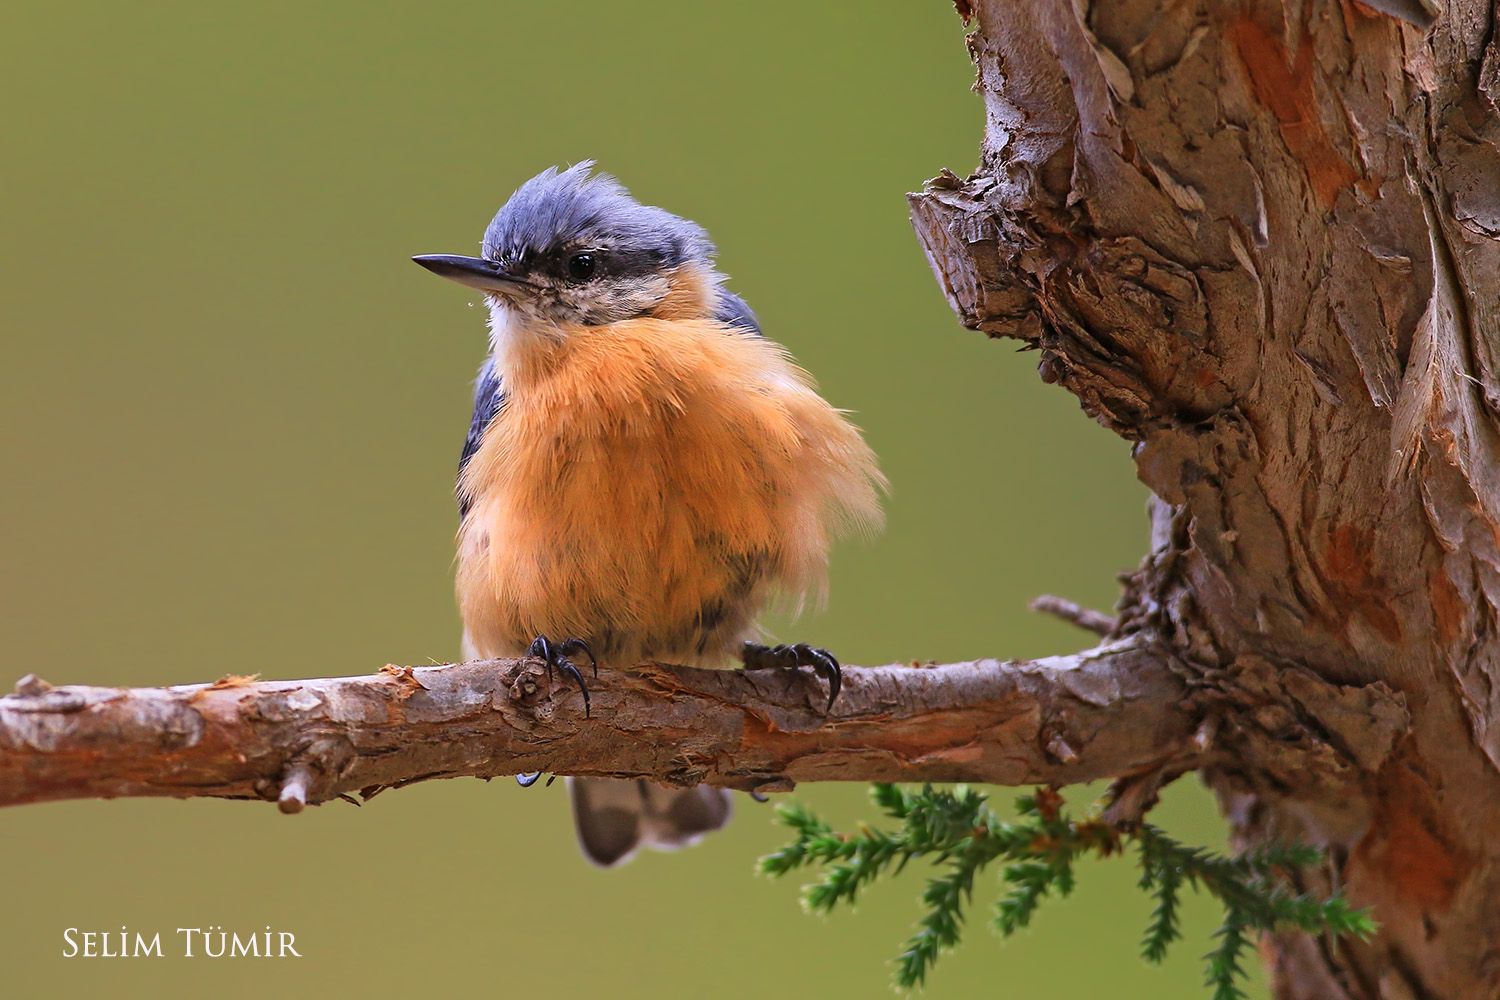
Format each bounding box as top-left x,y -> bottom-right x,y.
1229,17 -> 1359,210
1430,565 -> 1464,648
1350,762 -> 1469,916
1322,523 -> 1402,641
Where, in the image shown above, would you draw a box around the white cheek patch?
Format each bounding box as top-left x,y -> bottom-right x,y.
485,300 -> 521,372
485,300 -> 518,351
487,298 -> 564,374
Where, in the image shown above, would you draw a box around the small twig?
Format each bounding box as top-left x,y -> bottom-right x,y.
1102,766 -> 1174,828
1044,727 -> 1080,764
1030,595 -> 1117,636
1192,714 -> 1220,753
14,674 -> 53,697
278,763 -> 314,814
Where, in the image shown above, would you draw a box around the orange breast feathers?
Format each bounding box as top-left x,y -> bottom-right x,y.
454,312 -> 884,669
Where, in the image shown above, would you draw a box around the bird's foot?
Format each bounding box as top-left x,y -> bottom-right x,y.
528,635 -> 597,717
510,641 -> 591,791
740,641 -> 842,712
515,637 -> 595,786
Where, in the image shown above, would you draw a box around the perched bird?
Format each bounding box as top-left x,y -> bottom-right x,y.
414,163 -> 884,866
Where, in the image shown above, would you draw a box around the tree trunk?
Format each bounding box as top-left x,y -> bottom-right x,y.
908,0 -> 1500,996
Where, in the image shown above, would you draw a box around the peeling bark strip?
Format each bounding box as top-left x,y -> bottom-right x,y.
912,0 -> 1500,997
0,640 -> 1202,808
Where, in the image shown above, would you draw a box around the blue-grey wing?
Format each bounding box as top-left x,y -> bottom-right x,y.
714,286 -> 761,335
458,356 -> 504,517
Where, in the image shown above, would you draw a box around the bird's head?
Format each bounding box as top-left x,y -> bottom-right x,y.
414,162 -> 716,332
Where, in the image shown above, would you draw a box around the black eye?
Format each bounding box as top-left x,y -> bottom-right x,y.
566,252 -> 596,280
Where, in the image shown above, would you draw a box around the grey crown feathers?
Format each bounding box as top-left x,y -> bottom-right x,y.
482,161 -> 714,272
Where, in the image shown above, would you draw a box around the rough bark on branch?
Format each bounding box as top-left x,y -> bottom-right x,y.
0,638 -> 1204,809
909,0 -> 1500,996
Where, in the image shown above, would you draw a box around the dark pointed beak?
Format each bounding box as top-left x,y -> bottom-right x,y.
412,254 -> 535,295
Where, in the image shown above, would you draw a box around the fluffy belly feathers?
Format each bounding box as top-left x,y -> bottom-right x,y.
455,317 -> 881,668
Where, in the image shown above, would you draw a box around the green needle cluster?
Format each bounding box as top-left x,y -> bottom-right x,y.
759,784 -> 1375,996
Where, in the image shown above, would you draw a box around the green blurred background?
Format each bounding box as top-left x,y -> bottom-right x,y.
0,1 -> 1256,997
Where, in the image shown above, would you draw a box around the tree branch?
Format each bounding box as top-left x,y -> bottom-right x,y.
0,636 -> 1204,810
1029,594 -> 1118,636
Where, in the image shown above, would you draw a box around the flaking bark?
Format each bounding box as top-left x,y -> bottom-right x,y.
909,0 -> 1500,996
0,639 -> 1209,808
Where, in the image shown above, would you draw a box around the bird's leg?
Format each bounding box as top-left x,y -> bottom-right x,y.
739,641 -> 842,712
528,635 -> 597,717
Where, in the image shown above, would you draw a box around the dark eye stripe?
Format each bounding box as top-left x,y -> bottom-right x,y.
556,246 -> 665,282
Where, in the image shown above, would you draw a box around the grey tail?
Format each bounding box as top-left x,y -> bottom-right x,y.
568,777 -> 733,867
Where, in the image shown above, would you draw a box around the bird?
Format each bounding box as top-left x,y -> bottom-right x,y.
413,162 -> 884,866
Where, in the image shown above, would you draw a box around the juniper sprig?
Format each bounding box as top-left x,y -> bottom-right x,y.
759,784 -> 1374,995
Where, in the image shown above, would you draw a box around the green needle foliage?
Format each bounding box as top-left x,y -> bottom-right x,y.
759,784 -> 1375,996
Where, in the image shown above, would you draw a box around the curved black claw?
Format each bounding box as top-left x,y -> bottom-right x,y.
514,772 -> 559,788
528,635 -> 595,716
740,641 -> 843,713
569,638 -> 599,680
